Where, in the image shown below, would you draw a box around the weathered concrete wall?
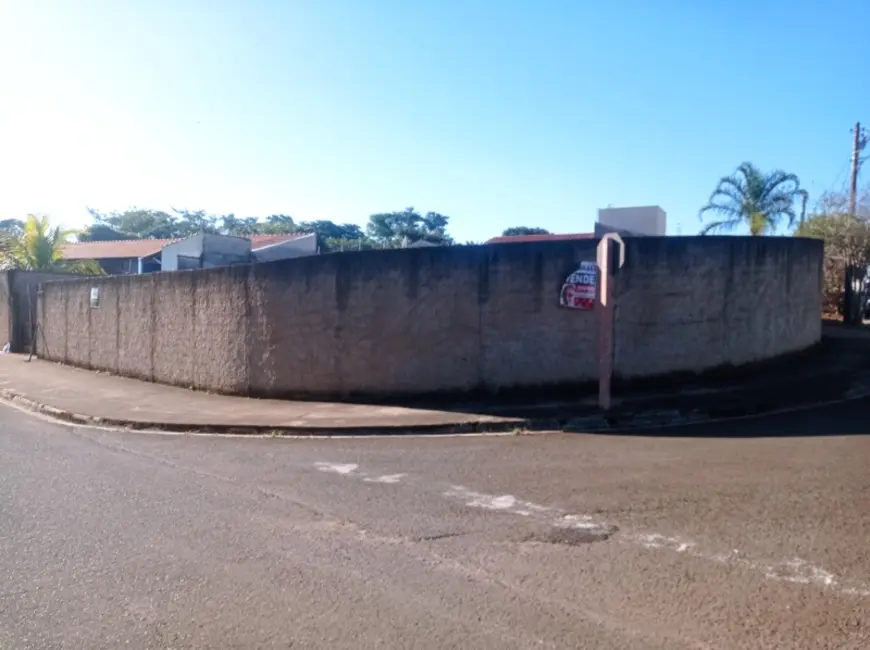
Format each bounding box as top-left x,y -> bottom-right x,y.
37,237 -> 823,399
614,237 -> 823,377
0,273 -> 10,349
39,267 -> 251,394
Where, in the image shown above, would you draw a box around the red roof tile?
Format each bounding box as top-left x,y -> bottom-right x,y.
486,233 -> 596,244
61,233 -> 309,260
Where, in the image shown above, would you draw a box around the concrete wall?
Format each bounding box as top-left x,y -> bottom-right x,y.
613,237 -> 822,377
36,236 -> 823,399
0,273 -> 9,349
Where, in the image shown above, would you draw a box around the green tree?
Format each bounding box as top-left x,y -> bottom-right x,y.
795,188 -> 870,323
171,209 -> 220,237
501,226 -> 550,236
77,224 -> 129,242
220,215 -> 260,236
88,208 -> 179,239
1,215 -> 103,274
258,214 -> 297,234
366,208 -> 453,246
699,162 -> 803,235
296,220 -> 364,240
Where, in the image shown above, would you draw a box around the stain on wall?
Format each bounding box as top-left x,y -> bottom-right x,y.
37,237 -> 823,399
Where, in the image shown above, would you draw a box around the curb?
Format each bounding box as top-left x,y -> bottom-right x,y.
0,389 -> 537,436
3,375 -> 870,437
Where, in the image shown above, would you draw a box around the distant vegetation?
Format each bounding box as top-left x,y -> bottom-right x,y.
80,206 -> 455,252
501,226 -> 550,236
794,186 -> 870,323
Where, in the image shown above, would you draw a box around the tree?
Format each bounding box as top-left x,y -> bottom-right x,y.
366,208 -> 453,246
501,226 -> 550,236
0,219 -> 25,237
258,214 -> 297,234
171,209 -> 220,237
88,208 -> 179,239
699,162 -> 803,235
1,215 -> 103,274
77,224 -> 130,242
796,188 -> 870,323
219,215 -> 260,236
321,236 -> 380,253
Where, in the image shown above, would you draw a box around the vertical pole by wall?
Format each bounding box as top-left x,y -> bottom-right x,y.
596,234 -> 625,411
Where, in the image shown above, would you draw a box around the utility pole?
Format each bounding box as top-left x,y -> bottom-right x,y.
849,122 -> 867,217
845,122 -> 868,324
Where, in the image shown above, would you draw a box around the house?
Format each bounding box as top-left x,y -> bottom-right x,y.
61,233 -> 317,275
160,233 -> 318,271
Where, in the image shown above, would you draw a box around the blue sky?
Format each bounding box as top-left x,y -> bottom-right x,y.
0,0 -> 866,242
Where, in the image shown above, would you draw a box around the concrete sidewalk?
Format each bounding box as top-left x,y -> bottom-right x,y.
0,356 -> 521,434
3,325 -> 870,435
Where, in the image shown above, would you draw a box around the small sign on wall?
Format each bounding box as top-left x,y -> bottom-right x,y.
90,287 -> 100,309
559,261 -> 596,310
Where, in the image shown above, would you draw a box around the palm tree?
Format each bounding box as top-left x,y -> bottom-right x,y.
699,162 -> 804,236
0,215 -> 103,274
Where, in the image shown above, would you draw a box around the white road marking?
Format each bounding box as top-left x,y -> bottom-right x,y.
314,462 -> 358,475
445,486 -> 532,513
630,533 -> 696,553
625,532 -> 870,596
557,514 -> 604,531
443,486 -> 615,537
363,473 -> 407,484
311,464 -> 870,599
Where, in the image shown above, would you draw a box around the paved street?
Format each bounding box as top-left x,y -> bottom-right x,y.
1,400 -> 869,649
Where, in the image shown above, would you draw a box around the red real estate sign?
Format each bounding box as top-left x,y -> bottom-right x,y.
559,261 -> 596,311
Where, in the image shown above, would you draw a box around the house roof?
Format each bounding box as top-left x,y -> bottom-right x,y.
486,233 -> 596,244
61,233 -> 308,260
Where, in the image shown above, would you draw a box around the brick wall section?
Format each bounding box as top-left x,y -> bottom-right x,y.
37,237 -> 823,399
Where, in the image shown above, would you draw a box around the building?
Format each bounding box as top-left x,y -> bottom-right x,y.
597,206 -> 666,236
60,233 -> 317,275
160,233 -> 318,271
486,205 -> 667,244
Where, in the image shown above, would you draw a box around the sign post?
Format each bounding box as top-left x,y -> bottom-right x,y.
596,233 -> 625,411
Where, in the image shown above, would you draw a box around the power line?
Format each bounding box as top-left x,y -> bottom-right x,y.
825,156 -> 853,194
849,121 -> 868,216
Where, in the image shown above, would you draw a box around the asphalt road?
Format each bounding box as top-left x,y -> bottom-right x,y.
1,399 -> 869,649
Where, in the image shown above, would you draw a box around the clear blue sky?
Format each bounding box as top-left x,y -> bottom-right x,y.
0,0 -> 866,241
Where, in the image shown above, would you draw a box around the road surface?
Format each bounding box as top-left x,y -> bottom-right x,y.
1,399 -> 869,649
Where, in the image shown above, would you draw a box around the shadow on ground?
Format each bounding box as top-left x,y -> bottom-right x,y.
582,393 -> 870,439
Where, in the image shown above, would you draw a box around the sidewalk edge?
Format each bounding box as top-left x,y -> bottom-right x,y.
3,378 -> 870,437
0,389 -> 535,436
